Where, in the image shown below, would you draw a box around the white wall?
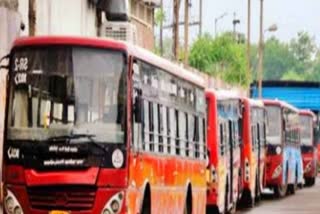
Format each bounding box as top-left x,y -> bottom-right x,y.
18,0 -> 97,37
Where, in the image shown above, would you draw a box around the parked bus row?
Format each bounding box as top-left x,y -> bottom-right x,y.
0,36 -> 317,214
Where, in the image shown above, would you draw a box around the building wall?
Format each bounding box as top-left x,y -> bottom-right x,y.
18,0 -> 97,37
130,0 -> 155,50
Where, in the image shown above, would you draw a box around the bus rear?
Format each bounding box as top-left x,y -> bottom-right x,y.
264,100 -> 303,197
238,99 -> 266,207
206,90 -> 241,213
299,110 -> 317,186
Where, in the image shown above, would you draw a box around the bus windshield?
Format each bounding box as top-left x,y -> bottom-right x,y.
7,46 -> 126,143
266,106 -> 281,145
300,115 -> 312,146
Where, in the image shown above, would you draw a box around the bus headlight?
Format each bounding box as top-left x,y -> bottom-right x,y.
304,162 -> 312,173
272,165 -> 282,179
245,158 -> 250,182
4,189 -> 24,214
101,191 -> 124,214
276,146 -> 282,155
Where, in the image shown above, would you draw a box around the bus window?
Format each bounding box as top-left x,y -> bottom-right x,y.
175,109 -> 180,156
143,100 -> 150,151
158,104 -> 164,153
188,114 -> 195,158
153,103 -> 159,153
149,101 -> 154,152
220,123 -> 224,156
169,108 -> 176,155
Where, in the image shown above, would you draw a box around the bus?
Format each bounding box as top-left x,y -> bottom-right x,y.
206,90 -> 242,213
299,110 -> 317,186
264,100 -> 303,197
1,36 -> 208,214
238,99 -> 266,207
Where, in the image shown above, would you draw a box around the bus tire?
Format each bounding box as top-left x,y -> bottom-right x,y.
274,164 -> 288,198
206,206 -> 219,214
183,185 -> 192,214
305,177 -> 315,187
140,184 -> 151,214
224,180 -> 229,214
255,175 -> 261,203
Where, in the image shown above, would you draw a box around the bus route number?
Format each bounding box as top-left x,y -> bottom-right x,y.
14,57 -> 28,72
14,73 -> 27,85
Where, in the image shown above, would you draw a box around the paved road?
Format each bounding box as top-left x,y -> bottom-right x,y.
238,179 -> 320,214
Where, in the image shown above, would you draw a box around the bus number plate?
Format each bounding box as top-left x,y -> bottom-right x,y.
49,211 -> 70,214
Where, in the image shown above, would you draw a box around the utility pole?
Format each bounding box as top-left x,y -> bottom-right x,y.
29,0 -> 36,36
199,0 -> 202,36
258,0 -> 264,98
184,0 -> 189,65
233,12 -> 240,41
246,0 -> 251,82
160,0 -> 164,56
173,0 -> 181,60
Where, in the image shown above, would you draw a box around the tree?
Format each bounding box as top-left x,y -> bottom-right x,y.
290,31 -> 317,65
262,37 -> 297,80
189,33 -> 249,87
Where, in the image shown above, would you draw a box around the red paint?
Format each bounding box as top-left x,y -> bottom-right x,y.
4,36 -> 207,214
24,168 -> 99,186
205,90 -> 241,212
239,98 -> 266,204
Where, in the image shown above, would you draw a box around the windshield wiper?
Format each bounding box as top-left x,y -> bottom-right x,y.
48,134 -> 95,141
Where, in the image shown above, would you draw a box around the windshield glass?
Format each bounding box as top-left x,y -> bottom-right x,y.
8,46 -> 126,143
300,115 -> 312,146
266,105 -> 281,145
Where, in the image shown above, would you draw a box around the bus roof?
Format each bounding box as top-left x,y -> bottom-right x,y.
206,89 -> 241,100
299,109 -> 316,118
13,36 -> 205,88
263,99 -> 299,112
248,99 -> 264,108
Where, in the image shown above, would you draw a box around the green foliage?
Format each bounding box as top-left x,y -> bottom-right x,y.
251,31 -> 319,82
154,8 -> 166,26
281,70 -> 305,81
189,33 -> 249,87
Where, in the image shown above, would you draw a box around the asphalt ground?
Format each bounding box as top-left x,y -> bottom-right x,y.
238,178 -> 320,214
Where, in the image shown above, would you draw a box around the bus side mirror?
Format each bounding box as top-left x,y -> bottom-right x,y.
134,89 -> 143,123
0,54 -> 10,70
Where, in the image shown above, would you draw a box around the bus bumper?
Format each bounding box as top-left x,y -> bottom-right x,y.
3,184 -> 126,214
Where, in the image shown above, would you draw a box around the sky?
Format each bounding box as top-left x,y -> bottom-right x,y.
162,0 -> 320,45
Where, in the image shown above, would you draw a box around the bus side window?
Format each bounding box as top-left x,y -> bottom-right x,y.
199,117 -> 205,160
158,104 -> 164,153
166,107 -> 171,154
175,109 -> 180,156
185,113 -> 189,157
153,102 -> 159,153
220,123 -> 224,156
132,88 -> 143,151
169,108 -> 176,155
251,126 -> 255,151
188,114 -> 195,158
149,102 -> 154,152
143,100 -> 150,151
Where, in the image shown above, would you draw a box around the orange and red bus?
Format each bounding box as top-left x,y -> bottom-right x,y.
238,99 -> 266,207
1,36 -> 207,214
299,110 -> 317,186
206,90 -> 242,213
264,100 -> 303,197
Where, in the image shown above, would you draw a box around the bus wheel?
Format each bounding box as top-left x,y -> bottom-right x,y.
206,206 -> 219,214
255,175 -> 261,203
224,180 -> 229,213
183,186 -> 192,214
305,177 -> 315,187
141,186 -> 151,214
